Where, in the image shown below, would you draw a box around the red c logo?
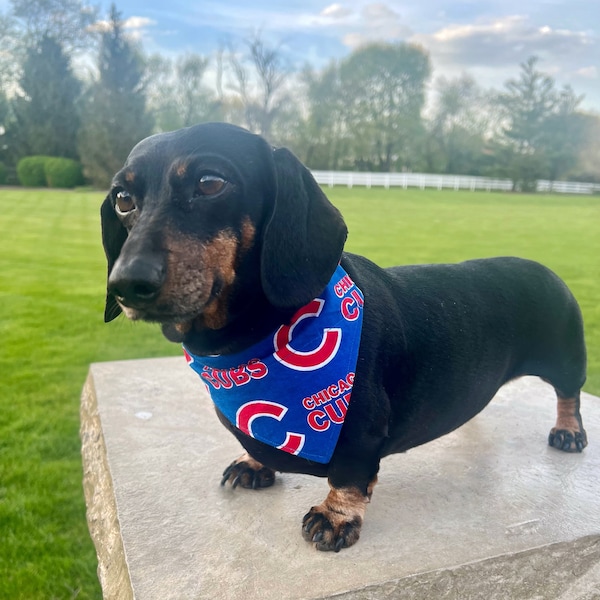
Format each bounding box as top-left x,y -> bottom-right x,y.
235,400 -> 305,455
273,299 -> 342,371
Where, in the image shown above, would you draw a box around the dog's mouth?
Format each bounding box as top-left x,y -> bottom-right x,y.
128,278 -> 226,343
118,303 -> 197,339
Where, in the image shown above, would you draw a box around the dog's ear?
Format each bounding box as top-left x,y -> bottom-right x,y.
101,194 -> 127,322
261,148 -> 348,309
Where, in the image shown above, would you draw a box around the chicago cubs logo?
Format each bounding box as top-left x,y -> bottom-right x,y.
236,400 -> 305,455
273,299 -> 342,371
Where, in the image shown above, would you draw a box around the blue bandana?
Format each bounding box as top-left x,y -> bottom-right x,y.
184,264 -> 364,464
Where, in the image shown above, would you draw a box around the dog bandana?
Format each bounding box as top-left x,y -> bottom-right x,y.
184,264 -> 364,464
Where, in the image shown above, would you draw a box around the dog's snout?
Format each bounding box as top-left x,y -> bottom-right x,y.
108,257 -> 165,307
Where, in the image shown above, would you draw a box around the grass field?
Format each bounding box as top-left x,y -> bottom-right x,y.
0,187 -> 598,598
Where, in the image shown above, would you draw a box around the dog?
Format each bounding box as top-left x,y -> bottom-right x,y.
101,122 -> 587,552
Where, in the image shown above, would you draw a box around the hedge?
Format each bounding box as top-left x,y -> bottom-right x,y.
17,156 -> 49,187
0,161 -> 6,185
16,156 -> 84,188
44,157 -> 84,188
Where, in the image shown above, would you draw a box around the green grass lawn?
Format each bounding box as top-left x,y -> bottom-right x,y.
0,187 -> 598,598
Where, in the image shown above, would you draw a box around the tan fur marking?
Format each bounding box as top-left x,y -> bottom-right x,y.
125,170 -> 135,183
147,223 -> 252,330
240,217 -> 256,254
303,483 -> 371,549
554,396 -> 581,432
199,233 -> 238,329
174,321 -> 192,335
157,228 -> 238,330
175,162 -> 188,177
366,475 -> 378,499
234,452 -> 265,471
222,451 -> 276,489
320,485 -> 369,526
202,232 -> 238,285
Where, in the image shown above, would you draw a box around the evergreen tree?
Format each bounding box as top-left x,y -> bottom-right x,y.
9,0 -> 96,52
10,34 -> 81,158
78,4 -> 153,187
538,86 -> 586,184
496,56 -> 587,190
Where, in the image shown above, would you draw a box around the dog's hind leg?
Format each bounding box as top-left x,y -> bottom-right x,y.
221,453 -> 276,489
524,293 -> 588,453
548,393 -> 588,453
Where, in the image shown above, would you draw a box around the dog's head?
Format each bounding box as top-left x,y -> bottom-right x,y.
101,122 -> 347,351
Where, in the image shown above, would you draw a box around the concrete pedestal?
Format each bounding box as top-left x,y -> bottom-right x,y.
80,357 -> 600,599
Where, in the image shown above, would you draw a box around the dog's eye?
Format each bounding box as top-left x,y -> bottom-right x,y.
115,190 -> 135,215
196,174 -> 227,197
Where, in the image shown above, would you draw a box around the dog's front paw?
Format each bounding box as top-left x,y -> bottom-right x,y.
548,428 -> 588,453
302,487 -> 369,552
302,506 -> 362,552
221,453 -> 276,489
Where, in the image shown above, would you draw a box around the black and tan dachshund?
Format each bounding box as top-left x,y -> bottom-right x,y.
101,122 -> 587,552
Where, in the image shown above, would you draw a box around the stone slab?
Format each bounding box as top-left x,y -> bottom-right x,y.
81,357 -> 600,599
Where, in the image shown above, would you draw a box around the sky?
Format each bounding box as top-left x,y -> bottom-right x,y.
12,0 -> 600,110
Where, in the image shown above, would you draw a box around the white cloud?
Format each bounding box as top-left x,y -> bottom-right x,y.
411,15 -> 595,68
575,66 -> 598,79
362,2 -> 399,21
339,2 -> 412,48
428,15 -> 527,44
409,14 -> 600,109
88,14 -> 157,42
342,32 -> 367,48
123,16 -> 157,30
320,3 -> 353,19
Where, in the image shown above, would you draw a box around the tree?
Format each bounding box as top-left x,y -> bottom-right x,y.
538,86 -> 586,184
0,12 -> 19,91
496,57 -> 557,190
226,34 -> 291,139
78,4 -> 153,187
9,0 -> 96,52
569,113 -> 600,183
426,75 -> 491,175
337,43 -> 431,171
0,14 -> 16,165
292,62 -> 350,169
147,53 -> 221,132
10,34 -> 81,158
495,56 -> 589,190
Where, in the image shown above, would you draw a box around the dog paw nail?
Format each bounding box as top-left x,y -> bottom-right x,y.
303,519 -> 316,534
334,538 -> 344,552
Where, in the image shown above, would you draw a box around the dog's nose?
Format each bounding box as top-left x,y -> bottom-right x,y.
108,258 -> 165,307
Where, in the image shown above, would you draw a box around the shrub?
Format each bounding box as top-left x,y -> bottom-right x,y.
0,161 -> 6,185
44,157 -> 84,188
16,156 -> 85,188
16,156 -> 50,187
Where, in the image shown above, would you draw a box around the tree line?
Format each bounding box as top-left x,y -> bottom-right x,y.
1,0 -> 599,190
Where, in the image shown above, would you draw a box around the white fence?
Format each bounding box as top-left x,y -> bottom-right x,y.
311,171 -> 600,195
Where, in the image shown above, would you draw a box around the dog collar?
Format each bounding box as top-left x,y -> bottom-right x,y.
184,264 -> 364,464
